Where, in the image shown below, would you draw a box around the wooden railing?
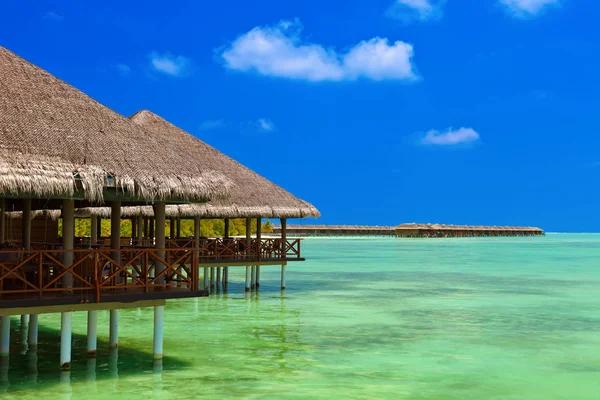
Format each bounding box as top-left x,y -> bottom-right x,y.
0,239 -> 302,302
164,238 -> 302,261
0,248 -> 200,303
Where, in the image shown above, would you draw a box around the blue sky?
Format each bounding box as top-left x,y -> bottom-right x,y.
1,0 -> 598,231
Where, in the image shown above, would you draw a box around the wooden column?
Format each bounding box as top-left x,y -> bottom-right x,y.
90,216 -> 98,245
137,217 -> 143,243
280,218 -> 287,290
224,218 -> 230,238
131,218 -> 136,245
0,198 -> 5,245
194,217 -> 200,289
22,199 -> 31,250
96,218 -> 102,242
256,217 -> 261,287
154,203 -> 166,284
143,218 -> 149,238
62,200 -> 74,289
149,218 -> 155,242
110,201 -> 121,270
169,218 -> 175,239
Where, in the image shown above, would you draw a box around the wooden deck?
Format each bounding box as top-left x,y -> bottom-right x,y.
0,238 -> 302,307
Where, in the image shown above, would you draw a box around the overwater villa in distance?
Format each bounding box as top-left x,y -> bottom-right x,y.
0,46 -> 318,368
395,223 -> 544,238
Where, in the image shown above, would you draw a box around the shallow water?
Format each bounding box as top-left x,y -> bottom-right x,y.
1,234 -> 599,399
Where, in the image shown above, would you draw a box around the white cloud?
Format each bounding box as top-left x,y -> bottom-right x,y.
386,0 -> 444,22
199,120 -> 227,131
500,0 -> 559,16
220,20 -> 418,82
149,52 -> 190,76
421,127 -> 480,145
256,118 -> 276,132
44,11 -> 64,21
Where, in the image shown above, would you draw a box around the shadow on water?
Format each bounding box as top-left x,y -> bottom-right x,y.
0,317 -> 191,394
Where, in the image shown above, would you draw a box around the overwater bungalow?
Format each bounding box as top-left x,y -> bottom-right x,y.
395,223 -> 544,238
0,46 -> 319,368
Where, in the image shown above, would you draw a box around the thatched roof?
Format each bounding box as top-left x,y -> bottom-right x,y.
395,223 -> 544,232
0,46 -> 233,203
128,110 -> 320,219
5,209 -> 62,221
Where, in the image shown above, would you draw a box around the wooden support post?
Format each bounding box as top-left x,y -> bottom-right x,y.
256,217 -> 262,287
280,218 -> 287,258
281,265 -> 286,290
224,218 -> 230,238
60,312 -> 72,370
137,216 -> 143,244
22,199 -> 31,251
111,202 -> 121,280
210,267 -> 215,288
131,218 -> 137,245
87,311 -> 97,357
169,218 -> 175,239
28,314 -> 38,350
0,198 -> 5,245
62,200 -> 75,289
0,316 -> 9,357
223,267 -> 228,285
149,218 -> 155,243
194,217 -> 200,288
203,267 -> 209,289
143,218 -> 149,239
154,204 -> 166,284
153,306 -> 164,360
251,266 -> 257,289
109,309 -> 118,348
96,217 -> 102,242
90,216 -> 98,245
216,267 -> 221,288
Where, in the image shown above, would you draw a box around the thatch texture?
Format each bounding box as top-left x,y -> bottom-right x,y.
0,46 -> 233,202
129,110 -> 320,219
5,209 -> 62,221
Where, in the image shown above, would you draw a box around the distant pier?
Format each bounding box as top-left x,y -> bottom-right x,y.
274,224 -> 544,238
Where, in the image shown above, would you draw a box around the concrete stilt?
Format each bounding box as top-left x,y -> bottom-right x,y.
256,266 -> 261,288
28,314 -> 38,350
203,267 -> 209,289
153,306 -> 164,360
251,266 -> 257,289
0,356 -> 8,392
0,316 -> 9,357
86,358 -> 97,383
245,266 -> 251,292
109,309 -> 119,348
19,317 -> 28,355
210,267 -> 215,288
60,312 -> 72,370
216,267 -> 222,287
281,265 -> 286,290
223,267 -> 229,285
87,311 -> 97,357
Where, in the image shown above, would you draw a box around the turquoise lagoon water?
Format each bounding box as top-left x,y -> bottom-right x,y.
1,234 -> 600,399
